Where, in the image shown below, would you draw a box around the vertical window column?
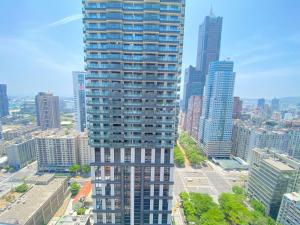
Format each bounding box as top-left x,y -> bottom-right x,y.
130,148 -> 135,225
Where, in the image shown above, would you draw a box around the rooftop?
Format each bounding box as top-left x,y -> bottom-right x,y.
264,158 -> 295,171
34,129 -> 79,139
0,177 -> 68,225
284,192 -> 300,202
56,215 -> 90,225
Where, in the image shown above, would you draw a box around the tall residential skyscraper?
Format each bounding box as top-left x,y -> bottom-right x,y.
181,66 -> 204,112
271,98 -> 280,111
83,1 -> 185,224
73,71 -> 87,132
35,92 -> 60,130
196,11 -> 222,76
199,61 -> 235,158
257,98 -> 265,109
0,84 -> 9,118
277,192 -> 300,225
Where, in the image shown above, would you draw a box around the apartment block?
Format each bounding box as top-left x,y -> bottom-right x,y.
247,148 -> 300,219
186,96 -> 202,140
277,192 -> 300,225
0,84 -> 9,118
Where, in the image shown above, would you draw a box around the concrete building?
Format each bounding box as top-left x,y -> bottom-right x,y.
277,192 -> 300,225
1,125 -> 39,141
0,84 -> 9,118
35,129 -> 90,172
56,215 -> 91,225
199,61 -> 235,158
35,92 -> 60,130
233,96 -> 243,119
186,96 -> 203,140
247,148 -> 300,219
73,72 -> 87,132
0,176 -> 68,225
83,0 -> 185,224
6,137 -> 36,169
196,10 -> 222,76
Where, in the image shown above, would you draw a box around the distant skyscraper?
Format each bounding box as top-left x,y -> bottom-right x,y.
186,96 -> 203,141
196,11 -> 222,76
233,96 -> 243,119
257,98 -> 265,109
35,92 -> 60,130
0,84 -> 9,118
73,71 -> 87,132
199,61 -> 235,158
271,98 -> 280,111
181,66 -> 205,112
83,0 -> 185,224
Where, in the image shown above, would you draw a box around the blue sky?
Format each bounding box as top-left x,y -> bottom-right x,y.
0,0 -> 299,98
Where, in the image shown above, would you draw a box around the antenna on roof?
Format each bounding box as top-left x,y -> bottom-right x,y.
210,4 -> 215,17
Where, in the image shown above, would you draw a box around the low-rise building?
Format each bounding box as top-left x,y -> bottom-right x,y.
56,215 -> 91,225
0,176 -> 69,225
2,125 -> 38,141
247,148 -> 300,219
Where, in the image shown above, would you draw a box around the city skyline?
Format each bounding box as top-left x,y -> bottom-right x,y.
1,0 -> 300,98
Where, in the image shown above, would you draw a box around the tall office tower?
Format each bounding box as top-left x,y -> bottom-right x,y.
83,1 -> 185,224
199,61 -> 235,158
196,11 -> 222,76
277,192 -> 300,225
186,96 -> 202,140
181,66 -> 204,112
233,96 -> 243,119
271,98 -> 280,112
257,98 -> 265,109
35,92 -> 60,130
0,84 -> 9,118
248,148 -> 300,219
73,71 -> 87,132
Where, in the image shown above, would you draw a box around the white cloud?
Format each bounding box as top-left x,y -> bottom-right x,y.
47,14 -> 82,27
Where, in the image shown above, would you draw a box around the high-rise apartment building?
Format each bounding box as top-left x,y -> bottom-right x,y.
0,84 -> 9,118
35,92 -> 60,130
196,11 -> 222,76
83,1 -> 185,224
199,61 -> 235,158
186,96 -> 202,141
247,148 -> 300,219
181,66 -> 204,112
233,96 -> 243,119
73,71 -> 87,132
277,192 -> 300,225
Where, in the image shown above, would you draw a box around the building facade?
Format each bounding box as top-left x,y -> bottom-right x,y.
83,0 -> 185,224
247,148 -> 300,219
196,12 -> 222,76
257,98 -> 265,109
233,96 -> 243,119
181,66 -> 204,112
186,96 -> 202,141
73,71 -> 87,132
6,137 -> 36,169
277,192 -> 300,225
199,61 -> 235,158
0,84 -> 9,118
35,92 -> 61,130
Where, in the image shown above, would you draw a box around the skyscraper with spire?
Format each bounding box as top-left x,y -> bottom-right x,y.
196,8 -> 222,77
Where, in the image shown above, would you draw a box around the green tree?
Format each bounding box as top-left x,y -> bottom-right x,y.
81,165 -> 91,174
199,208 -> 228,225
15,183 -> 28,193
250,199 -> 266,215
69,164 -> 81,174
70,182 -> 80,196
232,186 -> 245,195
174,145 -> 185,167
76,207 -> 86,215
